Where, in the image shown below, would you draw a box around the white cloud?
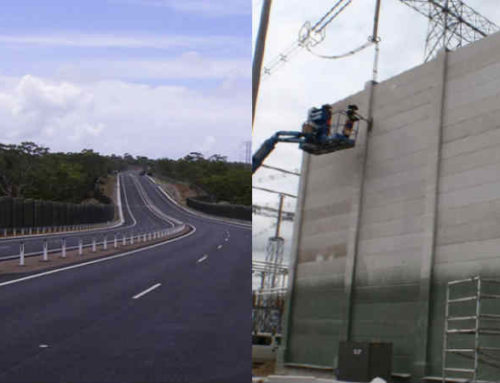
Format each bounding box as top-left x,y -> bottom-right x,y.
0,75 -> 249,160
114,0 -> 251,16
54,52 -> 250,81
0,33 -> 244,51
0,75 -> 99,141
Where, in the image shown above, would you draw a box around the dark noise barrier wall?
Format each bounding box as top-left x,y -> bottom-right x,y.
186,197 -> 251,221
0,196 -> 114,229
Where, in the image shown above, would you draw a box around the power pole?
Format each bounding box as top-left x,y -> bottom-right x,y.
252,0 -> 272,129
245,141 -> 252,164
274,194 -> 284,237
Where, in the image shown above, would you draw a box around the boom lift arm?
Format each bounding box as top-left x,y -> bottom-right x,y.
252,104 -> 365,173
252,131 -> 306,173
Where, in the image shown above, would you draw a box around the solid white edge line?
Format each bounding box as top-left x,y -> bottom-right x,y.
132,283 -> 161,300
0,225 -> 196,289
116,173 -> 124,225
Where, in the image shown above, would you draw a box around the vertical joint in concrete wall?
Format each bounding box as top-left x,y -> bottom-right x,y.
277,153 -> 311,371
412,48 -> 448,379
341,80 -> 377,342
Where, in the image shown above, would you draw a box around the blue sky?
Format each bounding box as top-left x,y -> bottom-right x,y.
0,0 -> 251,160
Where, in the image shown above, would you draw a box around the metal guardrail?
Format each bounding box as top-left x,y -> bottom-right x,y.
15,225 -> 188,266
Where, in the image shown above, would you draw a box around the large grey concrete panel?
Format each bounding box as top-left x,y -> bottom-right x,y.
365,149 -> 428,180
302,213 -> 350,239
438,197 -> 500,227
359,215 -> 424,241
282,30 -> 500,382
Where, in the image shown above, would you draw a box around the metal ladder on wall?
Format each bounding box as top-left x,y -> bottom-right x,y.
442,276 -> 500,382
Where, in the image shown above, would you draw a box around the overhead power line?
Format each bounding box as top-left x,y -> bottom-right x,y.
262,0 -> 354,78
306,37 -> 375,60
260,164 -> 300,176
252,186 -> 297,199
252,205 -> 295,221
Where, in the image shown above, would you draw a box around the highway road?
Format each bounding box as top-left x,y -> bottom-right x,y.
0,172 -> 251,383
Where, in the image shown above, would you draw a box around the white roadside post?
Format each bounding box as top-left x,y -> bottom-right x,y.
61,238 -> 66,258
13,228 -> 16,236
122,233 -> 126,246
29,228 -> 32,235
19,242 -> 25,266
130,233 -> 134,245
21,228 -> 24,235
148,232 -> 152,241
78,239 -> 83,256
103,236 -> 108,250
114,234 -> 118,249
142,233 -> 146,242
42,239 -> 48,261
3,228 -> 6,237
92,238 -> 96,252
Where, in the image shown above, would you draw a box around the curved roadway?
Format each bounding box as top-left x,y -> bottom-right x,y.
0,171 -> 251,383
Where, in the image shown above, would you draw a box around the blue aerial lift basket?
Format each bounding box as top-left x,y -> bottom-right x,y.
252,104 -> 365,173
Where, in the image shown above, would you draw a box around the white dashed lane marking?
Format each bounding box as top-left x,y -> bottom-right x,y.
197,255 -> 208,263
132,283 -> 161,300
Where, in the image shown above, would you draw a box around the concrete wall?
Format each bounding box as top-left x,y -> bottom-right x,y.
281,31 -> 500,381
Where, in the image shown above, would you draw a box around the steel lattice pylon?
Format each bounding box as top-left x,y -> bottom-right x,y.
252,237 -> 288,334
400,0 -> 499,61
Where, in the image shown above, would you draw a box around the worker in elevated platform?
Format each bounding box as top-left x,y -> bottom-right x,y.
316,104 -> 333,143
342,104 -> 359,139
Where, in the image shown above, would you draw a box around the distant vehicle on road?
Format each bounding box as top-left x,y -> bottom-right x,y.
139,170 -> 146,176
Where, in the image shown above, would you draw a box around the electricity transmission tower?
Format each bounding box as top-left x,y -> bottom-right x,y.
252,194 -> 289,334
400,0 -> 499,62
244,141 -> 252,164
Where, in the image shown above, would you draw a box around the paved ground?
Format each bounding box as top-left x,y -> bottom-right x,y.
0,171 -> 251,383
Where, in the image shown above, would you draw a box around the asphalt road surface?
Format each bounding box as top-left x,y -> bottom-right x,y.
0,172 -> 251,383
